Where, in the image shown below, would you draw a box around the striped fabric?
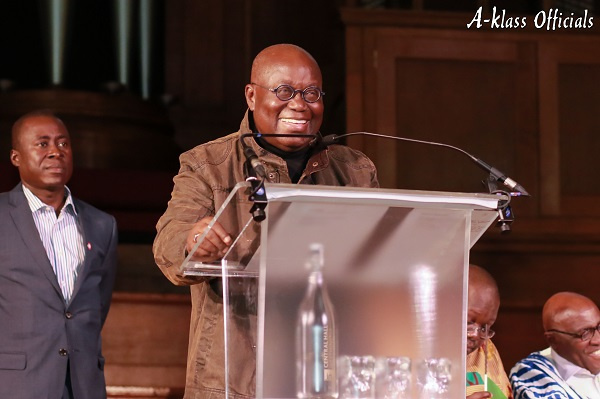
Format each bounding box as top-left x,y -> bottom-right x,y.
23,186 -> 85,303
510,349 -> 586,399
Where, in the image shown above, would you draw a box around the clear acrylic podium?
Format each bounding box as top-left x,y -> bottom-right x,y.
180,182 -> 504,399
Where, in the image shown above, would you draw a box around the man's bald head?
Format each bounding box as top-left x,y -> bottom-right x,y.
467,264 -> 501,355
250,44 -> 321,84
12,109 -> 63,150
542,291 -> 600,374
543,292 -> 598,331
469,264 -> 500,305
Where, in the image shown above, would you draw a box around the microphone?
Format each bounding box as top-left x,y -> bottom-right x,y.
240,133 -> 267,179
321,132 -> 530,197
239,132 -> 318,223
242,145 -> 267,179
239,132 -> 319,180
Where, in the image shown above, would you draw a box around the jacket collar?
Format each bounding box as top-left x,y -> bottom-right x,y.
8,183 -> 64,299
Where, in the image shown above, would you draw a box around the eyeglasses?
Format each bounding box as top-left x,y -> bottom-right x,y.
251,83 -> 325,103
547,323 -> 600,342
467,322 -> 495,339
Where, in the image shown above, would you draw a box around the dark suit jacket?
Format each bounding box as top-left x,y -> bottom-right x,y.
0,183 -> 118,399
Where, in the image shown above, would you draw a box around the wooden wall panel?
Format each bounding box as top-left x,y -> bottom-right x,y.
348,26 -> 539,202
555,50 -> 600,216
392,57 -> 521,193
559,64 -> 600,198
342,8 -> 600,374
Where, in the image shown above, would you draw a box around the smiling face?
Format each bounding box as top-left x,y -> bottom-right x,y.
245,44 -> 324,152
544,293 -> 600,374
10,114 -> 73,197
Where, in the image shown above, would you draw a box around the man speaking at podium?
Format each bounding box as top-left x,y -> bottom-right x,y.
153,43 -> 378,398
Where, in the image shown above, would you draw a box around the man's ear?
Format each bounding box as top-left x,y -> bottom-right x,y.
10,149 -> 20,167
245,84 -> 256,111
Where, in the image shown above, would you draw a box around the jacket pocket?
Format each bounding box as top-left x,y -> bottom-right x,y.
0,352 -> 26,370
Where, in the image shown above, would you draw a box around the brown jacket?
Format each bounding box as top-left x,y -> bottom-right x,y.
153,111 -> 378,399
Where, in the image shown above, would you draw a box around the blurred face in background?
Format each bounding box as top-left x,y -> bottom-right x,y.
467,283 -> 499,355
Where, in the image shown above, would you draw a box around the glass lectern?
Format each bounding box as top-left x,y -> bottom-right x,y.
180,182 -> 504,399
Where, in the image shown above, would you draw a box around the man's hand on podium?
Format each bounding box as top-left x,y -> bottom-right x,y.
186,216 -> 232,263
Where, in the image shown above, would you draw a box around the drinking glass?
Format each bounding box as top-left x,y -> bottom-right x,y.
416,357 -> 452,398
375,356 -> 411,399
338,355 -> 377,399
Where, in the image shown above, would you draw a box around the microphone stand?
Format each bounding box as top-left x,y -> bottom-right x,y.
239,132 -> 318,223
321,131 -> 528,233
483,176 -> 514,233
244,160 -> 267,223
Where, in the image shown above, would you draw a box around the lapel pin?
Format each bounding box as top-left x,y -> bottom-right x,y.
87,242 -> 92,251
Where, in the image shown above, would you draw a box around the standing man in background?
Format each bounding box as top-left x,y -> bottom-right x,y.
154,43 -> 378,398
0,110 -> 118,399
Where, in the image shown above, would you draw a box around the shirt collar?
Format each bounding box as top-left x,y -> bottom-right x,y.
22,185 -> 78,216
551,347 -> 596,380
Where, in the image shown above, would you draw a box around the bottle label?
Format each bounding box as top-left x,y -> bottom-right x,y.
324,368 -> 335,382
323,325 -> 331,379
323,325 -> 337,383
323,326 -> 329,367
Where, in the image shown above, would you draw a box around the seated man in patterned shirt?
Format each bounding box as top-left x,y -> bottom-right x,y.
510,291 -> 600,399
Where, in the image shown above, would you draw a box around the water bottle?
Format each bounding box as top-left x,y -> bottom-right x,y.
296,243 -> 338,398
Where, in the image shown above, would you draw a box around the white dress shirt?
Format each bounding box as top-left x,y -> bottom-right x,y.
552,348 -> 600,398
23,185 -> 85,303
